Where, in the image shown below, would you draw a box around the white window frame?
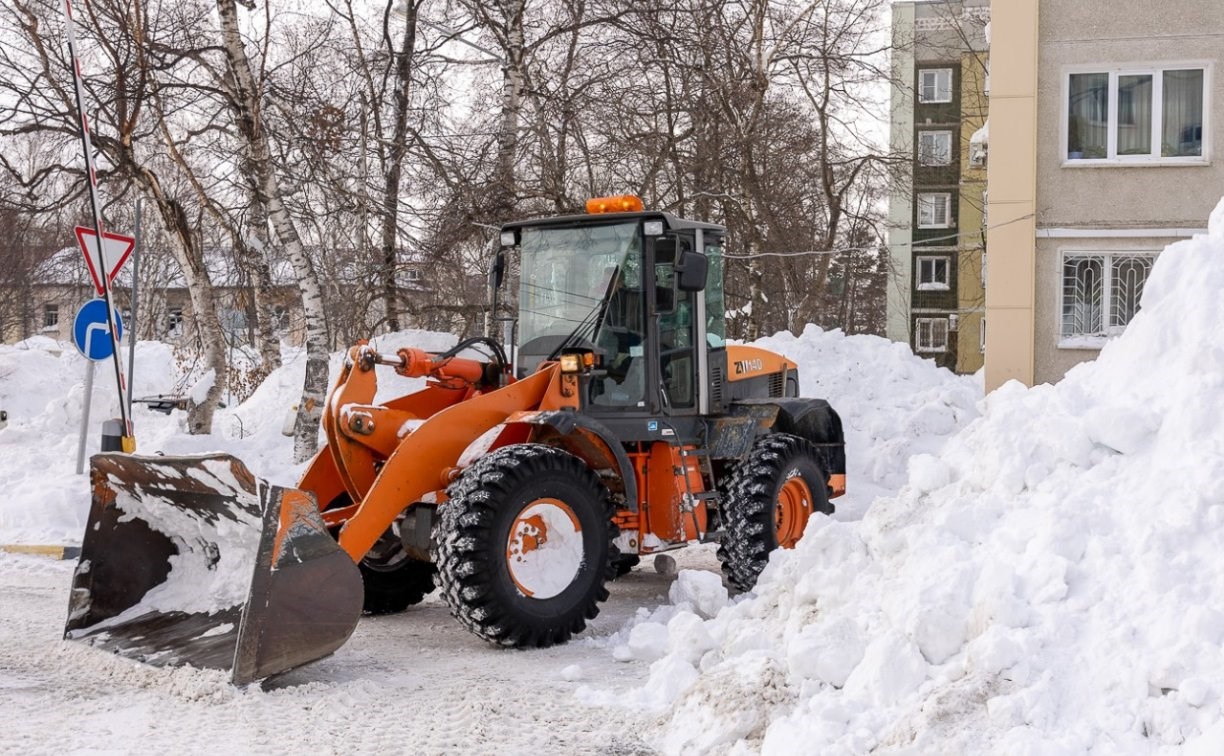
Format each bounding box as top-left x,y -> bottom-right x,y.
42,303 -> 59,331
917,192 -> 953,229
1058,249 -> 1158,349
918,130 -> 954,166
979,316 -> 986,353
915,317 -> 949,353
404,268 -> 421,282
1061,62 -> 1212,166
918,68 -> 953,104
916,255 -> 951,291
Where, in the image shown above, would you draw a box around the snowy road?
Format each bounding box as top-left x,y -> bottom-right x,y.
1,547 -> 723,755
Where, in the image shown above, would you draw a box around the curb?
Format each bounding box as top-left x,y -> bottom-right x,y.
0,545 -> 81,560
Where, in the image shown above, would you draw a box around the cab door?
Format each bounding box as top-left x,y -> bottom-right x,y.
650,233 -> 699,415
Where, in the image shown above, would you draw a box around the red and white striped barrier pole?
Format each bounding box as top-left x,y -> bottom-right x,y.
63,0 -> 135,452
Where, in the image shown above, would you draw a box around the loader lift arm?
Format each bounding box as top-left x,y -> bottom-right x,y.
300,342 -> 577,563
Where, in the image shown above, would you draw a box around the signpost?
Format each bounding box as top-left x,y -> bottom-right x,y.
74,226 -> 135,296
64,0 -> 135,455
73,300 -> 124,361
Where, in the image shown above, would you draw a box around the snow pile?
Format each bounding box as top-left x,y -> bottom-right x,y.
0,329 -> 457,545
608,200 -> 1224,754
0,339 -> 184,544
752,327 -> 981,518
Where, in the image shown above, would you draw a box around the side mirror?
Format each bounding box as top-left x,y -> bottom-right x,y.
490,248 -> 506,289
675,249 -> 708,292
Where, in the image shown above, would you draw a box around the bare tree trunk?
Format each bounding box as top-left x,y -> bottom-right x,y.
137,177 -> 228,434
379,0 -> 418,333
217,0 -> 328,462
494,4 -> 526,215
236,193 -> 282,371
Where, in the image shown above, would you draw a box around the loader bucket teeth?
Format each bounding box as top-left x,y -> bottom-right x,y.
65,453 -> 363,685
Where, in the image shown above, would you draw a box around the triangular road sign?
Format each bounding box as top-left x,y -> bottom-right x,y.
75,226 -> 136,296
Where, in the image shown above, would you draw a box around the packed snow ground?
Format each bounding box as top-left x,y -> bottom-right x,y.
9,186 -> 1224,753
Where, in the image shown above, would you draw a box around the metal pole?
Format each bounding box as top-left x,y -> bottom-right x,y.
126,198 -> 141,421
63,0 -> 135,452
75,361 -> 95,475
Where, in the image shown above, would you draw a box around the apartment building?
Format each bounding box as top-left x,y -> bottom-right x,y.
888,0 -> 990,373
985,0 -> 1222,389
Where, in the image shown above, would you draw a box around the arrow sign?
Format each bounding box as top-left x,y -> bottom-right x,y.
75,226 -> 135,296
73,299 -> 124,362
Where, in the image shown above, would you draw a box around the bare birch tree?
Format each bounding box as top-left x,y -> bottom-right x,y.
215,0 -> 328,461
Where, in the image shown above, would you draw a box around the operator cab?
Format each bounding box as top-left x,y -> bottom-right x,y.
493,196 -> 728,428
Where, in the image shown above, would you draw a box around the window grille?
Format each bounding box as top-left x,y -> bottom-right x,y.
1061,253 -> 1155,342
915,317 -> 949,353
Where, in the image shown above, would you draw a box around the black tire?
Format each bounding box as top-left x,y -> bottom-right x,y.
432,444 -> 618,648
325,495 -> 436,616
716,433 -> 832,592
612,554 -> 641,578
359,527 -> 437,615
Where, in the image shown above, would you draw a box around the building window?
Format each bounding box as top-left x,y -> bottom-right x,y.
918,130 -> 954,166
272,305 -> 287,334
1060,252 -> 1155,346
980,317 -> 986,353
167,307 -> 184,338
42,304 -> 59,330
1066,66 -> 1207,162
915,318 -> 949,353
916,256 -> 951,290
404,268 -> 421,282
918,68 -> 953,104
917,193 -> 952,228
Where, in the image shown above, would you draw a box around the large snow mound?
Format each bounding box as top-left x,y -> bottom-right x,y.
610,199 -> 1224,755
752,327 -> 980,519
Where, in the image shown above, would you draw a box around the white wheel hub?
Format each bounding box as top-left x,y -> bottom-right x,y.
506,498 -> 583,599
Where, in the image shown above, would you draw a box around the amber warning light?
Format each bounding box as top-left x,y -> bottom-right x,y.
586,195 -> 644,214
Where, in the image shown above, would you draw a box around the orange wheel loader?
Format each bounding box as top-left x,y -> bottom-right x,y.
65,197 -> 846,684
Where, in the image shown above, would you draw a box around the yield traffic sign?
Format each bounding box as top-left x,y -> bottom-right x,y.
72,299 -> 124,362
75,226 -> 135,296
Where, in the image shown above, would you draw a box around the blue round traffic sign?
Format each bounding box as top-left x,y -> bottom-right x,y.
73,299 -> 124,361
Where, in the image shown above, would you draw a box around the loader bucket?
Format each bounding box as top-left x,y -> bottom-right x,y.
65,453 -> 363,685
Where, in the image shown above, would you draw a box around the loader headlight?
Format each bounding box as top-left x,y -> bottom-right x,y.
500,230 -> 516,247
559,354 -> 582,373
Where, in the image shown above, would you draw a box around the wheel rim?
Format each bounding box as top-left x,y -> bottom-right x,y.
506,498 -> 583,599
775,473 -> 812,548
362,528 -> 408,573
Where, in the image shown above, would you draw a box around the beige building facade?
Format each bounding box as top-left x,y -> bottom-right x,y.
986,0 -> 1222,390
